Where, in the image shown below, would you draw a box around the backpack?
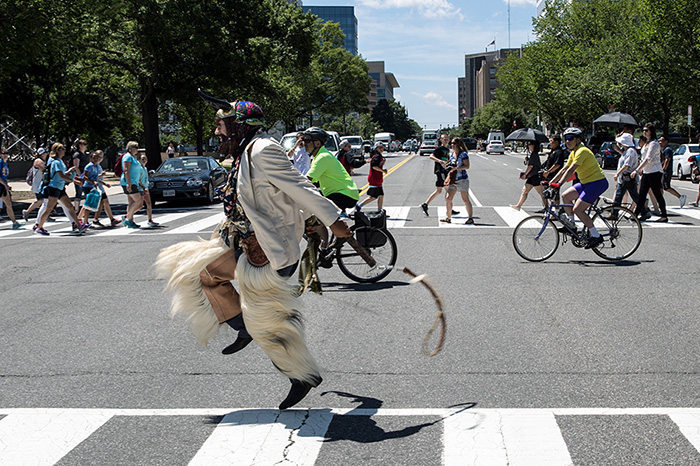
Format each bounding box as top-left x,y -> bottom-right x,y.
41,158 -> 54,188
113,153 -> 124,177
25,166 -> 34,186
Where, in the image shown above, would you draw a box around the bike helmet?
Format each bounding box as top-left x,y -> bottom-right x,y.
563,127 -> 583,137
303,127 -> 328,144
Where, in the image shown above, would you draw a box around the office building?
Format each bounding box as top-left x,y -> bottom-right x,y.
367,61 -> 399,111
457,48 -> 522,123
301,5 -> 358,55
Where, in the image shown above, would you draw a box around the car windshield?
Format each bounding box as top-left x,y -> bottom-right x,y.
491,141 -> 503,145
158,158 -> 208,173
424,133 -> 437,141
345,137 -> 363,145
325,137 -> 338,152
688,145 -> 700,153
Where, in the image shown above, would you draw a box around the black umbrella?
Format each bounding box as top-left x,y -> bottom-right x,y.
505,128 -> 549,143
593,112 -> 639,128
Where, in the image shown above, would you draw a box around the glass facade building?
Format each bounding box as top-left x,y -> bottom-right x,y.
302,6 -> 358,56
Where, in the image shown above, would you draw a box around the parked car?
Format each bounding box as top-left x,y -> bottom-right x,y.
486,140 -> 505,154
673,144 -> 700,180
148,156 -> 228,204
587,132 -> 614,156
462,138 -> 477,150
595,141 -> 621,169
402,141 -> 412,151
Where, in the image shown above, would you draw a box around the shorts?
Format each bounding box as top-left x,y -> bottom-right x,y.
83,186 -> 107,200
45,186 -> 66,199
122,185 -> 141,195
573,178 -> 609,204
366,186 -> 384,198
34,191 -> 45,201
74,184 -> 84,200
662,172 -> 673,190
0,184 -> 7,198
526,174 -> 543,186
326,192 -> 358,210
435,172 -> 447,187
448,178 -> 470,193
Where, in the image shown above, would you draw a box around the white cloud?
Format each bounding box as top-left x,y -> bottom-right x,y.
421,91 -> 457,110
358,0 -> 462,19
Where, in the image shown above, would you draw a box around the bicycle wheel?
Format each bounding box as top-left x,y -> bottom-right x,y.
336,227 -> 397,283
512,215 -> 559,262
591,206 -> 642,260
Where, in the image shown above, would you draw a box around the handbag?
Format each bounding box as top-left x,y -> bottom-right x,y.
83,188 -> 101,211
444,170 -> 457,186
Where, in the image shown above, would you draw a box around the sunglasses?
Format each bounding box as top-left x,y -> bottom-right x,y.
301,138 -> 313,143
564,136 -> 576,141
643,128 -> 650,132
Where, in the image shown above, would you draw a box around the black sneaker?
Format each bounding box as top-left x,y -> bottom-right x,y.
585,236 -> 604,249
420,203 -> 429,217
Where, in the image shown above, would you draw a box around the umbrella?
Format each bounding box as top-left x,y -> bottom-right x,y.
505,128 -> 549,143
593,112 -> 639,128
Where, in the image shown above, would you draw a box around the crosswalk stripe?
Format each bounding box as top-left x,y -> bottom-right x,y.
0,407 -> 699,465
96,212 -> 196,236
189,409 -> 333,466
385,206 -> 410,228
668,413 -> 700,453
493,206 -> 532,227
165,213 -> 224,235
0,412 -> 113,466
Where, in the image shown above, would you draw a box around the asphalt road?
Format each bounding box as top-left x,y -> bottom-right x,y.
1,149 -> 699,465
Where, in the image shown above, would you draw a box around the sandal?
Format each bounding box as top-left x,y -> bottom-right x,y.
440,218 -> 451,223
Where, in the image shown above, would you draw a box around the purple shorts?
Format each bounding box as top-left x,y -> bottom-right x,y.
573,178 -> 609,204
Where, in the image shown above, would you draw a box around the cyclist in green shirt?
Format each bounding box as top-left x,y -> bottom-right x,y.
303,127 -> 360,213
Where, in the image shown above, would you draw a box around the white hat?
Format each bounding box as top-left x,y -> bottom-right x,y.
37,148 -> 46,155
615,133 -> 634,148
338,139 -> 350,150
373,141 -> 385,149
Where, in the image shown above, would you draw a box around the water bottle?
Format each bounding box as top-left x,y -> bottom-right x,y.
558,210 -> 576,230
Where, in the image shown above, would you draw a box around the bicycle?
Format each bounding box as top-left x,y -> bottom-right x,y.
512,185 -> 642,262
315,210 -> 398,283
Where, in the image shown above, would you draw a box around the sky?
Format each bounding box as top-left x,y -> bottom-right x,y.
301,0 -> 539,130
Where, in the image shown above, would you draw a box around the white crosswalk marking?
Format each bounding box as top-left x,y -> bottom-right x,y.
189,409 -> 333,466
669,412 -> 700,453
0,411 -> 112,466
443,410 -> 573,466
166,213 -> 224,235
493,206 -> 531,227
384,206 -> 410,228
0,408 -> 699,465
97,212 -> 196,236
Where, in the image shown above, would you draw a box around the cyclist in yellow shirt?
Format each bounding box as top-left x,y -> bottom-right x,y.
548,127 -> 609,249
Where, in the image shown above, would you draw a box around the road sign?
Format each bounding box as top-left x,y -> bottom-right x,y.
689,105 -> 693,126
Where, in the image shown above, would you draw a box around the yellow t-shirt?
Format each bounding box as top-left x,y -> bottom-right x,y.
565,145 -> 605,184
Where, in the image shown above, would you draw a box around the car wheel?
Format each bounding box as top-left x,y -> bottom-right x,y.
678,165 -> 686,181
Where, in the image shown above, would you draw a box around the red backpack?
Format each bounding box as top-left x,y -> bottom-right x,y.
113,153 -> 124,177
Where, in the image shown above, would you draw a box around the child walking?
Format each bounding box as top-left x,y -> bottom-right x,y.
355,142 -> 387,211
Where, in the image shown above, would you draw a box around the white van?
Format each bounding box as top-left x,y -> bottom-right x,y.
420,129 -> 439,156
487,130 -> 505,144
373,132 -> 395,147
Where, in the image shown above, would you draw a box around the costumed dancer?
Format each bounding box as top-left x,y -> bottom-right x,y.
156,91 -> 352,409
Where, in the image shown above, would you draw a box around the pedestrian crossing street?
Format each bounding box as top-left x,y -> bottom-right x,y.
1,407 -> 699,465
2,205 -> 700,239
